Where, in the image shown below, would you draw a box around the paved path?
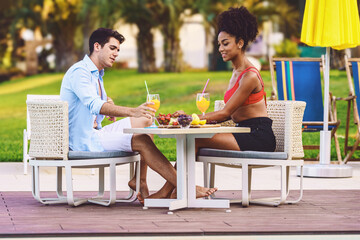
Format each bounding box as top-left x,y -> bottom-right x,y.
1,162 -> 360,192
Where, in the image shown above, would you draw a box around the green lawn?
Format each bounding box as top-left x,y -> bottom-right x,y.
0,69 -> 358,162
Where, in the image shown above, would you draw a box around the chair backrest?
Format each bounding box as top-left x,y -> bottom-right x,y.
27,100 -> 69,160
26,95 -> 60,139
267,100 -> 305,159
345,56 -> 360,123
214,100 -> 306,159
270,57 -> 324,122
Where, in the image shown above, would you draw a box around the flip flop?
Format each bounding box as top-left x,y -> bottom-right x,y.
137,192 -> 144,206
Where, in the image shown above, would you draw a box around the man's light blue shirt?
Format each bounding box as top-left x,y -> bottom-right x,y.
60,55 -> 107,151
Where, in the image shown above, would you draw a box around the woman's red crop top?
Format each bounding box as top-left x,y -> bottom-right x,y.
224,66 -> 266,105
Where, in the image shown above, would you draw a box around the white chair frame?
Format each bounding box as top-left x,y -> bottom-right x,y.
197,100 -> 305,207
27,100 -> 140,206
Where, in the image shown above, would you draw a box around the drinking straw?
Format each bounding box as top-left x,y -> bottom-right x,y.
144,80 -> 150,96
201,78 -> 210,96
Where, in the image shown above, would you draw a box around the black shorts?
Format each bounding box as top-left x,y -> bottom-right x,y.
232,117 -> 276,152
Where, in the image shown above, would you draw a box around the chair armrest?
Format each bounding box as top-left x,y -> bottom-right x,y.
336,95 -> 356,101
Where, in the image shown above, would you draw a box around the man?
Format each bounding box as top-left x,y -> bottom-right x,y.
60,28 -> 215,203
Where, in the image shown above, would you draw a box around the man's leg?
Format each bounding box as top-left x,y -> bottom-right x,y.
128,117 -> 152,199
131,133 -> 177,199
148,133 -> 238,199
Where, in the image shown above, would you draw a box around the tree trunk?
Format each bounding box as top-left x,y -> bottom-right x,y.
53,37 -> 79,72
163,31 -> 182,72
209,34 -> 221,71
136,22 -> 157,73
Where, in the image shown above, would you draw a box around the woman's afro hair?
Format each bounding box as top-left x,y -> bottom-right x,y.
217,7 -> 258,49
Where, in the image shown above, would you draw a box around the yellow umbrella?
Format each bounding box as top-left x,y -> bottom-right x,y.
301,0 -> 360,50
300,0 -> 360,177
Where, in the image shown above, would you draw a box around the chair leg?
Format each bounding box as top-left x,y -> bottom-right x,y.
56,167 -> 65,198
248,167 -> 252,200
280,165 -> 287,204
98,167 -> 105,198
65,165 -> 87,206
331,127 -> 343,163
241,163 -> 249,207
23,129 -> 28,175
31,164 -> 67,205
286,166 -> 290,197
115,162 -> 139,202
285,165 -> 304,204
344,132 -> 360,163
109,163 -> 117,205
32,165 -> 40,202
123,162 -> 135,200
203,162 -> 209,188
209,163 -> 215,188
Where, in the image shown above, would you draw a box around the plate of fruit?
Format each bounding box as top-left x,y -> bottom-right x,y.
157,113 -> 180,128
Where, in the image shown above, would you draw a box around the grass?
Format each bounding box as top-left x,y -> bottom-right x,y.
0,69 -> 359,162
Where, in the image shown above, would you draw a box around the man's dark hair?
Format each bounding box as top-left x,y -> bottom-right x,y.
217,7 -> 258,50
89,28 -> 125,55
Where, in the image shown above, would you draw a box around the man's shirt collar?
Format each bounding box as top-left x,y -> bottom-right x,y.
83,55 -> 104,77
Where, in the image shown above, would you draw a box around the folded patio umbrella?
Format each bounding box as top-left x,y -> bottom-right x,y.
300,0 -> 360,177
301,0 -> 360,50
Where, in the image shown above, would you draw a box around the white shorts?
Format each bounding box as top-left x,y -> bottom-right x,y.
97,117 -> 133,152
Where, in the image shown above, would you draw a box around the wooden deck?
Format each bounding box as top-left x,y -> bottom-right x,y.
1,190 -> 359,237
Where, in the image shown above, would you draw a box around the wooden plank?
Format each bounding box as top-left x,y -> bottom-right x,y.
0,190 -> 359,236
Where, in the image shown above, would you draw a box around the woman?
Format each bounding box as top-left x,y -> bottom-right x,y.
195,6 -> 275,153
149,6 -> 275,200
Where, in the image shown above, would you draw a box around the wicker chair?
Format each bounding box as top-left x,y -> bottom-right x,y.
197,100 -> 305,207
27,100 -> 140,206
23,94 -> 60,174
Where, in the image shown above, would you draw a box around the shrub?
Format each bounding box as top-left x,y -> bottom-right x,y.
273,39 -> 301,57
0,67 -> 24,83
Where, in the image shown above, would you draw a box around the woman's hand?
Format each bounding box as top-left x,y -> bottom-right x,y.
172,110 -> 185,118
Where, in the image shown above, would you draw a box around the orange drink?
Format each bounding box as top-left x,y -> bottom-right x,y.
147,94 -> 160,127
196,97 -> 210,113
196,93 -> 210,116
149,99 -> 160,111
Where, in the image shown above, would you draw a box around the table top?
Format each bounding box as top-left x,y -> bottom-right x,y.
124,126 -> 250,135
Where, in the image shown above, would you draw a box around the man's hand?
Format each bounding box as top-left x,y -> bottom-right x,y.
131,102 -> 156,119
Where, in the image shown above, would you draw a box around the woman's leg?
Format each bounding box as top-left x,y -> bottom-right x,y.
195,132 -> 240,154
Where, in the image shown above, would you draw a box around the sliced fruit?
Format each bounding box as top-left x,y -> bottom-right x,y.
199,120 -> 206,125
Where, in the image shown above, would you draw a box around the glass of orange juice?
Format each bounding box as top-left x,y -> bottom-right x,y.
196,93 -> 210,116
147,94 -> 160,127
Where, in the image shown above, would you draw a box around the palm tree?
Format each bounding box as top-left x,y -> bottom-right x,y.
81,0 -> 159,73
118,0 -> 158,73
193,0 -> 238,71
194,0 -> 300,70
151,0 -> 193,72
13,0 -> 83,72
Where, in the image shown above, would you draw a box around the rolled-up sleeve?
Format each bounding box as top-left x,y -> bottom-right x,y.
70,67 -> 106,115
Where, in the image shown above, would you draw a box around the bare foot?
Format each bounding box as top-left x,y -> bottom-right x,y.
137,192 -> 144,205
196,186 -> 217,198
128,178 -> 149,199
170,189 -> 177,199
168,186 -> 217,199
